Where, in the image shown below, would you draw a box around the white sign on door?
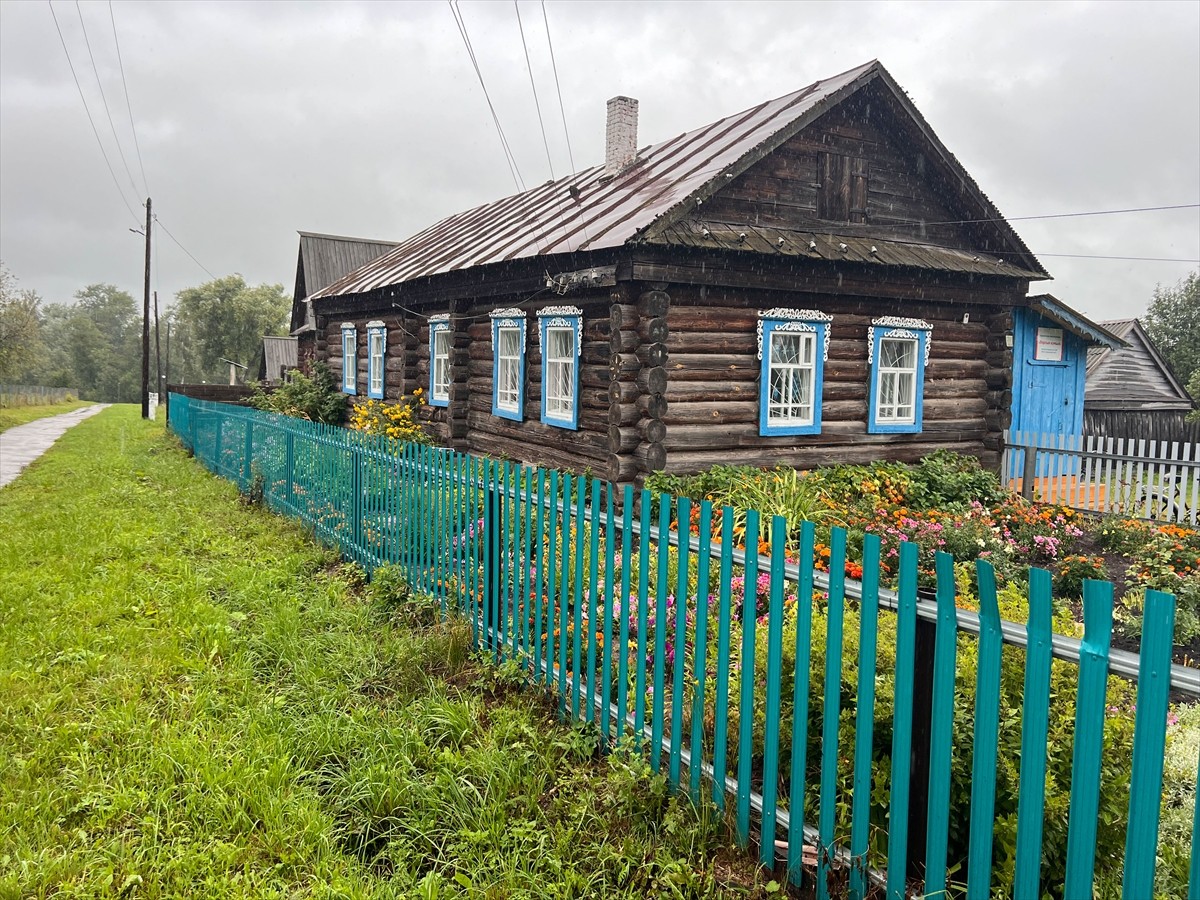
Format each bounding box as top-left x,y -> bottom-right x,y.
1035,327 -> 1064,362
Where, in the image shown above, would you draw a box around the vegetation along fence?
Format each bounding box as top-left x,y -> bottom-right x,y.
0,384 -> 76,407
1003,429 -> 1200,526
170,395 -> 1200,900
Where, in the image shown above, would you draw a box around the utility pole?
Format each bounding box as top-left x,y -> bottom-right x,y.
153,290 -> 163,402
141,197 -> 152,418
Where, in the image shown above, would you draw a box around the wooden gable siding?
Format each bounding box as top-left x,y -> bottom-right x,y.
659,285 -> 1012,473
698,89 -> 980,253
1086,326 -> 1193,410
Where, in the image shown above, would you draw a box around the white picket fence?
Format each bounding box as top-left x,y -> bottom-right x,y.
1001,430 -> 1200,525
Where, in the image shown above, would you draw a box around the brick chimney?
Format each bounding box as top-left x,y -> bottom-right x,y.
604,96 -> 638,177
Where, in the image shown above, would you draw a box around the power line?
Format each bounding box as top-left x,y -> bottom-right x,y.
1030,252 -> 1200,263
448,0 -> 525,192
108,0 -> 149,197
541,0 -> 575,175
880,203 -> 1200,230
47,0 -> 140,225
514,1 -> 554,181
154,215 -> 217,280
74,0 -> 140,200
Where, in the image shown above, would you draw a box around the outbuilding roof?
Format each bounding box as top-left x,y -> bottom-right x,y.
1086,319 -> 1195,410
313,60 -> 1047,300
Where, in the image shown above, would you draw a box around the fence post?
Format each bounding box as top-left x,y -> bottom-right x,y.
482,464 -> 500,655
1021,443 -> 1037,500
906,608 -> 937,883
284,427 -> 294,507
243,418 -> 253,490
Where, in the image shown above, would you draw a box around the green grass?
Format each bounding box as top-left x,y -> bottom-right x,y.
0,399 -> 92,433
0,407 -> 775,899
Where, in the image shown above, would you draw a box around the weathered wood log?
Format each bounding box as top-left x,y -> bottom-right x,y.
662,400 -> 758,425
609,425 -> 640,454
665,331 -> 757,355
637,290 -> 670,318
610,329 -> 639,355
608,453 -> 639,484
636,366 -> 668,396
636,317 -> 669,343
610,353 -> 641,376
664,380 -> 757,402
610,393 -> 669,426
641,418 -> 667,444
636,344 -> 669,368
609,381 -> 639,404
635,441 -> 667,472
609,303 -> 637,332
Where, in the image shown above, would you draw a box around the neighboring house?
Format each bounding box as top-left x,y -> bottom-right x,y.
290,231 -> 398,372
1010,295 -> 1124,440
1085,318 -> 1198,443
310,60 -> 1057,485
255,335 -> 299,385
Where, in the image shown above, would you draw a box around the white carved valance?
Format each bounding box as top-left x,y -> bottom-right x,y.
756,309 -> 832,362
868,316 -> 932,366
537,305 -> 583,318
365,320 -> 385,329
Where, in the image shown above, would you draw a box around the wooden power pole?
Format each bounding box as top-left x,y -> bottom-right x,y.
142,197 -> 152,418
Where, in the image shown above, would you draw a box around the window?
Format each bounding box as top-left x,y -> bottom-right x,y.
366,321 -> 386,400
757,309 -> 830,436
868,317 -> 931,434
341,323 -> 357,394
538,306 -> 581,430
429,316 -> 451,407
490,309 -> 526,421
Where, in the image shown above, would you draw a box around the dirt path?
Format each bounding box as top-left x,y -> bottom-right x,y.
0,404 -> 110,488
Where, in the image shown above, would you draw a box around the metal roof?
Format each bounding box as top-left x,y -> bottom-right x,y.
1086,318 -> 1194,408
291,231 -> 398,332
313,60 -> 1046,300
257,335 -> 298,383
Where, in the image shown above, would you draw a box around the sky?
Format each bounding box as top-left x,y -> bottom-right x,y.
1,0 -> 1198,323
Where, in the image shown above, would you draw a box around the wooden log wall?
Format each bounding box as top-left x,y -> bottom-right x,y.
660,286 -> 1012,474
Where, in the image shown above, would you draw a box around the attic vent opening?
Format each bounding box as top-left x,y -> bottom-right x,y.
817,153 -> 868,224
604,96 -> 639,178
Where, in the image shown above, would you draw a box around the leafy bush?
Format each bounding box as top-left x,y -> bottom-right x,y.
906,449 -> 1005,509
249,363 -> 348,424
1053,555 -> 1108,599
643,464 -> 766,503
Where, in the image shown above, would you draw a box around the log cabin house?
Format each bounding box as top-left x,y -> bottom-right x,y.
310,60 -> 1058,485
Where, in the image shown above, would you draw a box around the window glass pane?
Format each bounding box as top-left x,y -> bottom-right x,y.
500,329 -> 519,357
881,338 -> 915,369
772,332 -> 800,365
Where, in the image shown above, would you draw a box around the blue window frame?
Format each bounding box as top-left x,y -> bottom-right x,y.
366,320 -> 386,400
428,315 -> 451,408
867,317 -> 931,434
757,309 -> 831,436
537,306 -> 582,430
490,309 -> 526,421
341,323 -> 357,394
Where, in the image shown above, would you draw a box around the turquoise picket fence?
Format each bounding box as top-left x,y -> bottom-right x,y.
169,395 -> 1200,899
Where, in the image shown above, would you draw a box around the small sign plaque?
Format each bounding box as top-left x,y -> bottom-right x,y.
1035,327 -> 1064,362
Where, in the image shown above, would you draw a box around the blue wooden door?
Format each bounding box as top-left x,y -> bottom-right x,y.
1011,308 -> 1086,475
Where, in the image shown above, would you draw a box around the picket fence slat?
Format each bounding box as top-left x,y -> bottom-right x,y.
966,560 -> 1003,900
1123,589 -> 1178,898
736,509 -> 760,847
787,520 -> 817,885
923,551 -> 959,900
168,397 -> 1198,900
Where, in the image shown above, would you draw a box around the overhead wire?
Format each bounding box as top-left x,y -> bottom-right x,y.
448,0 -> 525,193
878,203 -> 1200,230
154,215 -> 217,280
514,1 -> 554,181
108,0 -> 149,197
541,0 -> 575,175
48,0 -> 140,225
74,0 -> 141,201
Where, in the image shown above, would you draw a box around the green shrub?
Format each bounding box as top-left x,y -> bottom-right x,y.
906,449 -> 1005,509
249,363 -> 348,424
1053,555 -> 1109,599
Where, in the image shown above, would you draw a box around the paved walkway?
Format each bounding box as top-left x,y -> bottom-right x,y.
0,405 -> 110,489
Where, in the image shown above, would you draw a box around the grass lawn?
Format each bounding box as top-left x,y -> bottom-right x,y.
0,399 -> 92,433
0,407 -> 773,899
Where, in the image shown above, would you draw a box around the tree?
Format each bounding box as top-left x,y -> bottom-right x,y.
36,284 -> 141,401
0,264 -> 44,382
1142,271 -> 1200,385
170,275 -> 289,383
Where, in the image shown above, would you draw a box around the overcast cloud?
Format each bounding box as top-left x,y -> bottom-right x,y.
1,0 -> 1197,323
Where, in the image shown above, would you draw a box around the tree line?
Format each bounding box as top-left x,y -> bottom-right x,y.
0,263 -> 290,402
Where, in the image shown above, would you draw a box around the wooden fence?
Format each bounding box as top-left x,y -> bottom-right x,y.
1086,408 -> 1200,446
170,395 -> 1200,900
1003,430 -> 1200,525
0,384 -> 76,407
